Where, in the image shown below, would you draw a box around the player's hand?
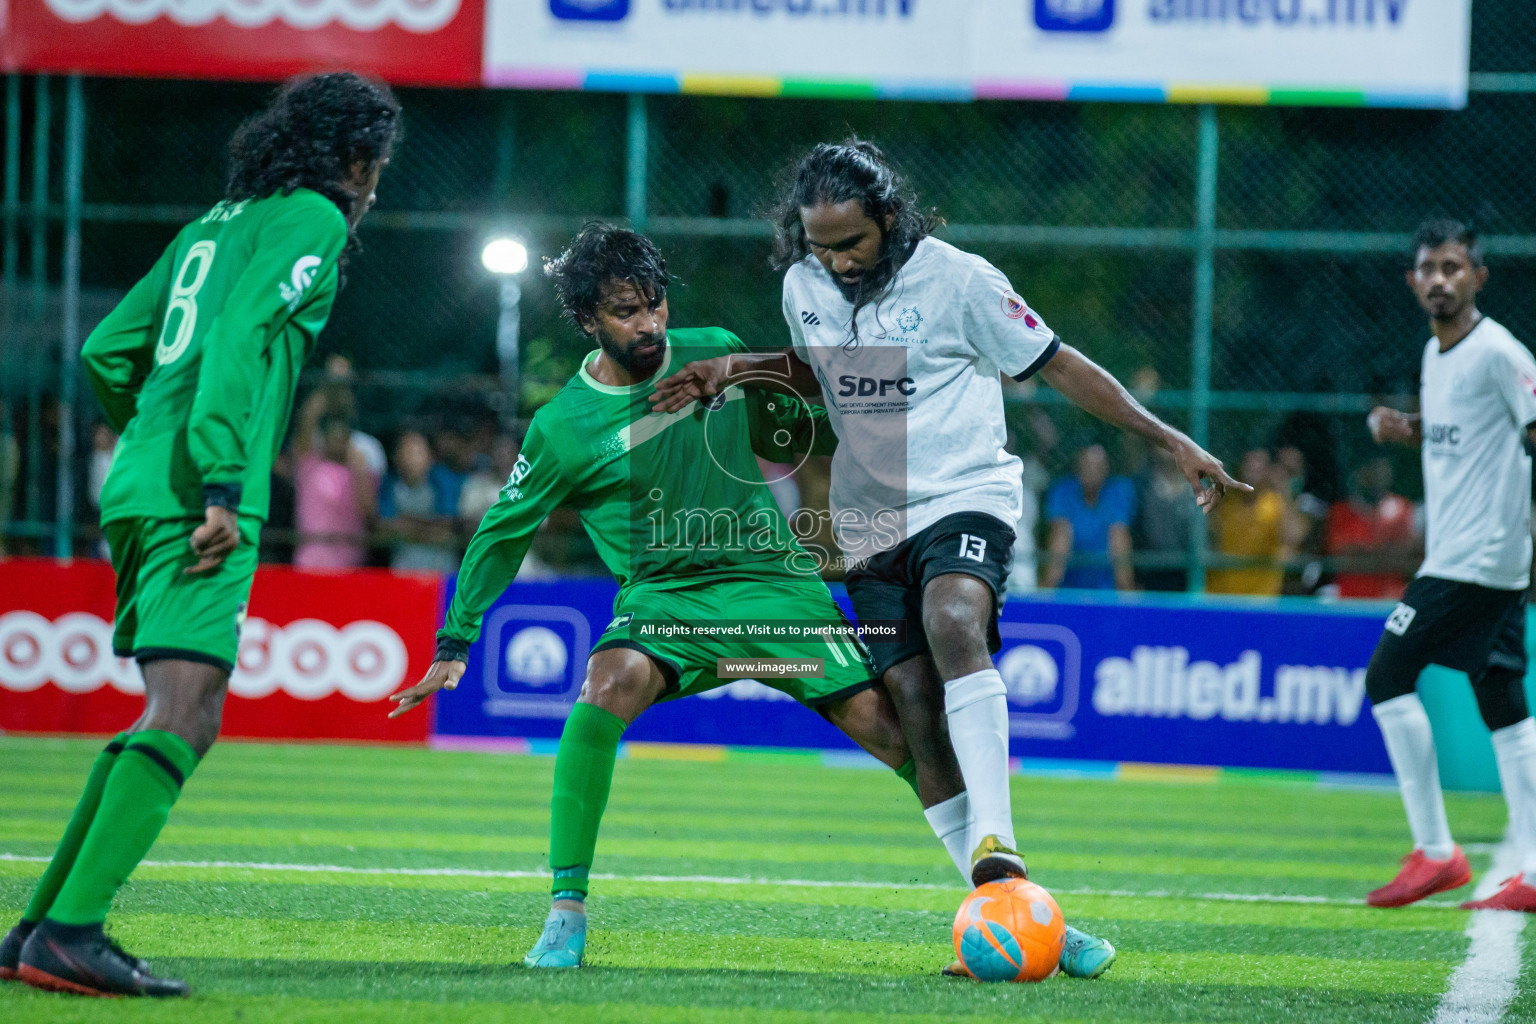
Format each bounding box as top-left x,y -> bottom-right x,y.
650,356 -> 733,414
185,506 -> 240,575
1169,436 -> 1252,515
1368,406 -> 1416,445
388,659 -> 466,719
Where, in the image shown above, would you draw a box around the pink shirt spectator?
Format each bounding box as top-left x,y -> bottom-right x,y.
294,453 -> 369,569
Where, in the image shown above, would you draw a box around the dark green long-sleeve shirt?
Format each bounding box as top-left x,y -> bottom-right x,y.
86,188 -> 347,523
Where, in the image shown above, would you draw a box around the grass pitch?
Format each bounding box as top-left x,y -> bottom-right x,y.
1,736 -> 1532,1023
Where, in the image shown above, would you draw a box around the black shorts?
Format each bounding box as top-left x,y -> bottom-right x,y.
1366,575 -> 1528,698
844,511 -> 1015,678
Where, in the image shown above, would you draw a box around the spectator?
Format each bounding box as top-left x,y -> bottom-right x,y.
1326,456 -> 1420,599
1006,411 -> 1058,595
1043,444 -> 1136,591
321,354 -> 388,479
380,430 -> 460,573
1206,449 -> 1300,596
458,433 -> 521,526
431,427 -> 473,512
87,423 -> 117,511
1275,444 -> 1330,594
293,391 -> 376,570
1133,447 -> 1195,592
87,423 -> 119,559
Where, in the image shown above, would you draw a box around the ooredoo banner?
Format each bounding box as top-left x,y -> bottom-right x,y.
0,559 -> 438,742
0,0 -> 484,85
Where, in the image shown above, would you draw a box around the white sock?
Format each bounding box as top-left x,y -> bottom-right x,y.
923,791 -> 972,885
1373,693 -> 1455,859
944,668 -> 1016,856
1491,718 -> 1536,876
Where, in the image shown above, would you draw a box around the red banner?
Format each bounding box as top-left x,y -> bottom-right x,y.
1,0 -> 484,86
0,558 -> 439,743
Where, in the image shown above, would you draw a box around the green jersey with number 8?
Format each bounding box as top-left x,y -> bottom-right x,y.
84,187 -> 348,524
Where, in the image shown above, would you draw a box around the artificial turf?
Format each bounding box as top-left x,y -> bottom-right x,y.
1,736 -> 1532,1023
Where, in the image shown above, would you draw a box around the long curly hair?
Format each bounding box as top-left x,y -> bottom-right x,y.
226,72 -> 402,260
771,138 -> 940,333
544,222 -> 670,328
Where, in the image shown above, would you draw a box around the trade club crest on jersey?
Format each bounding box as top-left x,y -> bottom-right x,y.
897,306 -> 924,333
1002,289 -> 1041,329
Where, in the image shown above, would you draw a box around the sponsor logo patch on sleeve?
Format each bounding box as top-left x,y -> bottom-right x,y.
1001,290 -> 1043,329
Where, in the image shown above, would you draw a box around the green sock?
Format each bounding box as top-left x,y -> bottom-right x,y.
22,733 -> 131,924
45,730 -> 199,926
547,702 -> 627,899
895,757 -> 920,798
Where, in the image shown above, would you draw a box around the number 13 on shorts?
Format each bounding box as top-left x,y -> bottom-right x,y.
959,533 -> 987,562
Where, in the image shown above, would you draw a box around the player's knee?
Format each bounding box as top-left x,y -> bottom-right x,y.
821,690 -> 908,769
921,599 -> 987,661
578,662 -> 657,718
882,658 -> 938,716
1473,668 -> 1530,732
140,663 -> 227,756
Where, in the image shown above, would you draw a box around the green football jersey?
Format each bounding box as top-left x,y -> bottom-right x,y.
84,188 -> 348,524
442,327 -> 837,647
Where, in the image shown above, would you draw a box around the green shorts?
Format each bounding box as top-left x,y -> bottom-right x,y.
103,515 -> 261,672
591,574 -> 878,708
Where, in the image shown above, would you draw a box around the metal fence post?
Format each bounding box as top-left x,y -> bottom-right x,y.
56,75 -> 84,559
1187,104 -> 1218,593
27,74 -> 50,529
627,93 -> 648,231
2,75 -> 20,534
3,75 -> 17,302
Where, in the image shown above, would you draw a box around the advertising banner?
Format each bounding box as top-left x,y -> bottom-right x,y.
484,0 -> 1470,108
0,559 -> 437,743
1,0 -> 485,85
432,576 -> 870,749
431,578 -> 1416,772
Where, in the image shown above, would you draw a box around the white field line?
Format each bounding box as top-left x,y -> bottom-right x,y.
1430,837 -> 1526,1024
0,852 -> 1463,909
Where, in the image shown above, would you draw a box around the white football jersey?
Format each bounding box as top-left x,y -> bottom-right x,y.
1417,317 -> 1536,590
782,237 -> 1060,559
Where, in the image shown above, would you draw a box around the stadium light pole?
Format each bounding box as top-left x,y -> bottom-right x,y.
482,237 -> 529,428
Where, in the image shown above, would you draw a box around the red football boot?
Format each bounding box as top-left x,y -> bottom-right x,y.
1366,847 -> 1472,908
1461,874 -> 1536,912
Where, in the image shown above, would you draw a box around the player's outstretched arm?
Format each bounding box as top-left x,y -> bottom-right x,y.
1367,407 -> 1422,447
1039,343 -> 1251,514
81,244 -> 178,433
398,417 -> 576,718
651,350 -> 821,414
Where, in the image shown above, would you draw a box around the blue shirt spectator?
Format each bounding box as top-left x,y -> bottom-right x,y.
379,431 -> 461,573
1044,444 -> 1136,590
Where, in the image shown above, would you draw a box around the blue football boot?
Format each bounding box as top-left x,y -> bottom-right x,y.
1058,924 -> 1116,979
522,906 -> 586,968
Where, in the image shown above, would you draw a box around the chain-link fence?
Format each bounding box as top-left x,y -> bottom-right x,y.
4,0 -> 1535,593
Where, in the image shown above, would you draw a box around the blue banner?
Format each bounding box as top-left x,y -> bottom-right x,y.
432,577 -> 1415,773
